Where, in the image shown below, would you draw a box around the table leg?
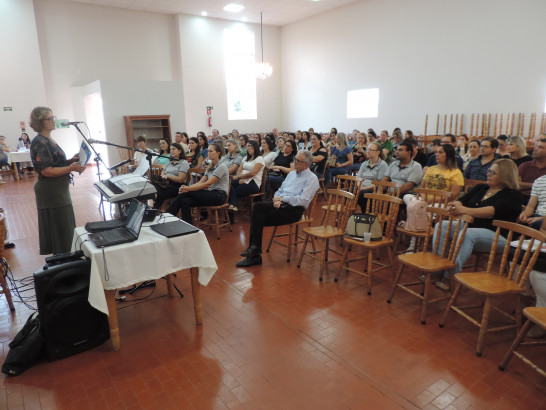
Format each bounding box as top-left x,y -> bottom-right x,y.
190,267 -> 202,325
105,289 -> 120,351
166,273 -> 175,297
11,163 -> 19,181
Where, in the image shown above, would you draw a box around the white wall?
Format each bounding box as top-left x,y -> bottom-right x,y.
177,14 -> 282,136
281,0 -> 546,135
33,0 -> 182,154
0,0 -> 47,145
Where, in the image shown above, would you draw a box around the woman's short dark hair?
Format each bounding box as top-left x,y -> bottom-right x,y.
136,135 -> 146,143
170,143 -> 186,160
246,140 -> 261,161
262,136 -> 275,152
440,144 -> 457,170
405,130 -> 414,138
431,138 -> 442,147
368,130 -> 377,139
301,131 -> 310,141
239,134 -> 249,146
288,132 -> 296,140
331,127 -> 338,135
284,139 -> 298,154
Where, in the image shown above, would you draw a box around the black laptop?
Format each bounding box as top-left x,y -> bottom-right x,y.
150,219 -> 199,238
88,199 -> 146,248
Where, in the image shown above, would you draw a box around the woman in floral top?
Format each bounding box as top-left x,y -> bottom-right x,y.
29,106 -> 86,255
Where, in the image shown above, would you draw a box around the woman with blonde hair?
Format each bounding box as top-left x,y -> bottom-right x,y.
221,138 -> 242,175
432,158 -> 523,291
507,135 -> 531,167
324,132 -> 353,185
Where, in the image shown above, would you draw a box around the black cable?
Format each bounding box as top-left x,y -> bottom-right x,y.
1,258 -> 37,311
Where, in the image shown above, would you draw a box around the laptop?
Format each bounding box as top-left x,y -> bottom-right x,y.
84,200 -> 138,232
88,199 -> 146,248
150,219 -> 199,238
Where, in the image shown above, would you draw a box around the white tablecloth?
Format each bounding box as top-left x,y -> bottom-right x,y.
72,215 -> 217,315
7,150 -> 31,163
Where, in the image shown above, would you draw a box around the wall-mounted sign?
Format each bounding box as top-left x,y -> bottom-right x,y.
3,107 -> 13,111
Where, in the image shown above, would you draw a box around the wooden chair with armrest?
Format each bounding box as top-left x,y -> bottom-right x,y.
387,207 -> 474,324
319,175 -> 362,225
439,220 -> 546,357
248,168 -> 268,210
334,193 -> 403,296
297,189 -> 356,281
266,191 -> 319,262
498,307 -> 546,377
197,179 -> 232,240
0,213 -> 15,311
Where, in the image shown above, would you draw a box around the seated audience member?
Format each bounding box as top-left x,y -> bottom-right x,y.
221,139 -> 242,175
133,135 -> 147,165
186,137 -> 203,169
426,134 -> 464,170
518,137 -> 546,195
298,131 -> 311,150
463,139 -> 481,169
16,132 -> 33,173
379,130 -> 394,164
356,141 -> 388,212
392,130 -> 403,149
236,150 -> 320,267
507,135 -> 531,167
519,174 -> 546,230
404,130 -> 414,139
261,136 -> 278,167
166,141 -> 229,223
228,140 -> 265,211
496,134 -> 510,157
382,141 -> 423,196
367,129 -> 377,143
427,138 -> 442,162
309,134 -> 328,178
456,134 -> 469,159
173,131 -> 189,153
153,138 -> 171,167
275,136 -> 286,153
463,137 -> 499,181
325,132 -> 353,185
406,138 -> 428,168
0,135 -> 10,184
433,159 -> 522,291
239,134 -> 249,158
268,140 -> 297,195
152,143 -> 189,209
197,133 -> 209,159
350,132 -> 368,174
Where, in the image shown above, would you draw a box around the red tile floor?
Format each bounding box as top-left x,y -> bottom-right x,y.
0,168 -> 545,409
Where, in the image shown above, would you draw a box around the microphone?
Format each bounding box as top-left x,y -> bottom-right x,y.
60,121 -> 84,127
87,139 -> 102,144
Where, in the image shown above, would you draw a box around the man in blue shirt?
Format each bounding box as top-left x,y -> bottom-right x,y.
463,137 -> 499,181
236,150 -> 319,267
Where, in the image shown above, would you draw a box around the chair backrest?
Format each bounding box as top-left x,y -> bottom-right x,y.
363,193 -> 404,240
187,167 -> 204,185
320,161 -> 330,180
463,179 -> 482,194
302,191 -> 319,222
414,188 -> 452,207
336,175 -> 363,196
0,213 -> 5,260
259,167 -> 268,194
371,180 -> 401,197
324,189 -> 356,229
486,220 -> 546,287
424,207 -> 474,262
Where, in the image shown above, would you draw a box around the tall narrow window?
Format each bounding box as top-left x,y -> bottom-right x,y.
347,88 -> 379,119
223,26 -> 257,120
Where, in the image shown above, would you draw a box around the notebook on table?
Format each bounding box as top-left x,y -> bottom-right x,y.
150,220 -> 199,238
88,199 -> 146,248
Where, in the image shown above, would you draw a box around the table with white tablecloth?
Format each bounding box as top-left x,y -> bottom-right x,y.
72,214 -> 217,350
7,150 -> 31,180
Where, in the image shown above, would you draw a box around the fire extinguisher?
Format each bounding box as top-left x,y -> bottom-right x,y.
206,106 -> 212,128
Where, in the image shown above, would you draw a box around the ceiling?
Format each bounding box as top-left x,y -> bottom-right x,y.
63,0 -> 361,26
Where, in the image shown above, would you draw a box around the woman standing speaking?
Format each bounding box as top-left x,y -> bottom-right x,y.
29,107 -> 86,255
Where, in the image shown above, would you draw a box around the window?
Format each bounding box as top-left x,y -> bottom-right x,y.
223,26 -> 257,120
347,88 -> 379,119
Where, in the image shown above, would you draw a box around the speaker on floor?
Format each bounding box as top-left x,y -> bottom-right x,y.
34,258 -> 109,361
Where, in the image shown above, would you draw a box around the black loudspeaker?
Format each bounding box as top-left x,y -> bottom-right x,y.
34,259 -> 110,361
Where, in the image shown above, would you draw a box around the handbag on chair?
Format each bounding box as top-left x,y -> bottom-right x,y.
345,213 -> 382,241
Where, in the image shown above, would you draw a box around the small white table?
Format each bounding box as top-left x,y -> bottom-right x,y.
72,214 -> 217,350
7,150 -> 31,180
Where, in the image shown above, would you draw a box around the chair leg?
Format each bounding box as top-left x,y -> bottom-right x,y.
366,249 -> 373,295
387,264 -> 404,303
439,283 -> 462,328
297,234 -> 310,268
214,209 -> 220,239
498,319 -> 533,371
420,273 -> 432,325
266,226 -> 277,253
0,271 -> 15,311
287,225 -> 294,262
476,296 -> 491,357
334,243 -> 350,282
319,239 -> 328,282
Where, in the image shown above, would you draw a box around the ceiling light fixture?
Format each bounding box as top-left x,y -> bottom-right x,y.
241,17 -> 248,22
201,11 -> 208,16
256,12 -> 273,80
223,4 -> 244,13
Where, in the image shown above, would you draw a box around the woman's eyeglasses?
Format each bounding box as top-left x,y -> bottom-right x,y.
487,170 -> 498,176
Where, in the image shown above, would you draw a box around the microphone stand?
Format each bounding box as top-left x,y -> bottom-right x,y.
72,124 -> 112,220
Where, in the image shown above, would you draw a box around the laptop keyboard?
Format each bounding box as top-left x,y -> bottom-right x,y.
100,228 -> 134,242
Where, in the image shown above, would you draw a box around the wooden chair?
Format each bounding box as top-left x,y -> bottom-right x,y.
498,307 -> 546,377
317,162 -> 330,201
248,168 -> 268,209
197,180 -> 232,240
334,193 -> 403,295
266,191 -> 318,262
371,180 -> 402,197
297,189 -> 356,281
187,167 -> 205,185
393,188 -> 452,255
319,175 -> 362,225
387,207 -> 474,324
0,213 -> 15,311
463,178 -> 482,194
439,220 -> 546,357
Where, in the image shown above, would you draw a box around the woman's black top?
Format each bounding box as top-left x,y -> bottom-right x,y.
311,148 -> 328,175
270,153 -> 295,177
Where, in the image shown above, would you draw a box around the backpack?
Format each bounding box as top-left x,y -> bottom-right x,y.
404,198 -> 429,232
2,312 -> 44,376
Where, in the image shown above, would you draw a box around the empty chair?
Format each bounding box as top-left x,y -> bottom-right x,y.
0,213 -> 15,311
